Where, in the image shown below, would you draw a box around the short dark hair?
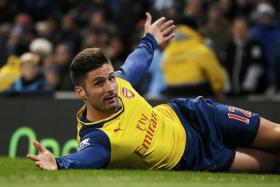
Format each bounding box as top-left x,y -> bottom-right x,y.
70,48 -> 111,86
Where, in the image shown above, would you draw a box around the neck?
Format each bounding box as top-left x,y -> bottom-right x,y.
85,105 -> 112,122
85,99 -> 121,122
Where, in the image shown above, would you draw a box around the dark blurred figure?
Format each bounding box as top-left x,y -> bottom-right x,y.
200,3 -> 231,60
19,0 -> 58,21
235,0 -> 254,18
81,30 -> 99,49
75,0 -> 112,26
222,17 -> 266,95
44,65 -> 61,91
0,0 -> 19,23
53,43 -> 73,91
218,0 -> 237,21
118,0 -> 150,54
105,35 -> 124,70
54,14 -> 80,51
0,13 -> 34,65
35,17 -> 59,45
182,0 -> 203,26
250,2 -> 280,90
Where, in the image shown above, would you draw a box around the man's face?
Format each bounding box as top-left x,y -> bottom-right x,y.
233,20 -> 248,40
80,63 -> 120,114
21,62 -> 40,81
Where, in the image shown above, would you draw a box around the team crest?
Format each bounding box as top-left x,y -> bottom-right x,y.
121,87 -> 135,98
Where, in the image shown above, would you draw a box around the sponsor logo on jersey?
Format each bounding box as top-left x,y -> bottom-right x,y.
134,111 -> 158,157
78,138 -> 90,151
121,87 -> 135,98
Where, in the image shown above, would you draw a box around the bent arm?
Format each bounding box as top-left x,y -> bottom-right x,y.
56,131 -> 111,169
116,33 -> 158,86
56,143 -> 110,169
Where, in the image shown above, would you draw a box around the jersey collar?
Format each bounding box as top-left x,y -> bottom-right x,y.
76,97 -> 124,127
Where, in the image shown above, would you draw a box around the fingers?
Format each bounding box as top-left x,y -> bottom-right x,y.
160,20 -> 174,32
35,161 -> 46,170
145,12 -> 152,26
26,154 -> 39,161
35,161 -> 57,170
162,25 -> 175,37
154,17 -> 166,27
33,140 -> 46,153
164,33 -> 176,42
35,161 -> 42,168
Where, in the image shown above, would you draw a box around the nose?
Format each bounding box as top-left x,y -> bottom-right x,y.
104,81 -> 114,93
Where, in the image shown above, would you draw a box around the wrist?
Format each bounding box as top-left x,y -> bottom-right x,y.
143,33 -> 159,50
55,158 -> 63,169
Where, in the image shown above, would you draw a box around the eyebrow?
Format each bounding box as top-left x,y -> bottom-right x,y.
91,72 -> 115,83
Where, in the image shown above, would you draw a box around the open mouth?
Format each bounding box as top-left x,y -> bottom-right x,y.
104,94 -> 117,102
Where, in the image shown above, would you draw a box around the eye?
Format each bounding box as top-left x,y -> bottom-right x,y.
109,75 -> 116,82
94,81 -> 103,86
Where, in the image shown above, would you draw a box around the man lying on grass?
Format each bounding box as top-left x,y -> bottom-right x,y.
27,13 -> 280,173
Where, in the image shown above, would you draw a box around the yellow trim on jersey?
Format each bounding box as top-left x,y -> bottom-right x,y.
76,98 -> 124,126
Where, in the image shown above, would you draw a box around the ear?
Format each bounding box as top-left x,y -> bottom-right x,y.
74,86 -> 87,100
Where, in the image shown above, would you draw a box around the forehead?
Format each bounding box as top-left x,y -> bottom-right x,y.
86,63 -> 114,81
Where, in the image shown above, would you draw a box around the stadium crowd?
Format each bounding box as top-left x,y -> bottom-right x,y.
0,0 -> 279,98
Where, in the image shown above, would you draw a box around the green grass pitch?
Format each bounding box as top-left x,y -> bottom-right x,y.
0,157 -> 279,187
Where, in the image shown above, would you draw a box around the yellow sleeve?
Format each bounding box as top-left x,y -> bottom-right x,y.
0,56 -> 21,92
199,47 -> 226,94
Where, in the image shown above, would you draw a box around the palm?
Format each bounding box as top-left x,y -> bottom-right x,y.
26,141 -> 58,170
144,12 -> 175,46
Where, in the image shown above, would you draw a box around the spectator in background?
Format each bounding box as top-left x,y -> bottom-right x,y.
218,0 -> 236,21
161,23 -> 226,97
29,37 -> 53,58
235,0 -> 254,18
54,14 -> 80,51
44,65 -> 61,91
250,2 -> 280,91
0,55 -> 21,92
2,52 -> 52,96
182,0 -> 203,26
274,37 -> 280,93
87,10 -> 117,47
53,43 -> 73,91
0,13 -> 33,65
0,23 -> 12,67
200,3 -> 231,60
105,35 -> 124,70
20,0 -> 57,22
222,17 -> 266,95
0,0 -> 279,98
35,19 -> 58,45
74,0 -> 112,26
81,30 -> 99,49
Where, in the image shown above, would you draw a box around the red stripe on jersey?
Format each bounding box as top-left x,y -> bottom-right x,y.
228,113 -> 250,124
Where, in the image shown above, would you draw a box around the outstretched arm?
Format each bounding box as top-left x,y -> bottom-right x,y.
116,12 -> 175,86
27,133 -> 110,170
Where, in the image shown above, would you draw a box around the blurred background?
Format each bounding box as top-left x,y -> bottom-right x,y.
0,0 -> 280,99
1,0 -> 280,157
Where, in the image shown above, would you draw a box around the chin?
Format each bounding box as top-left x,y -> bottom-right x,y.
105,102 -> 118,110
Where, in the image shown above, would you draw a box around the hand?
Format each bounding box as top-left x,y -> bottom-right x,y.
143,12 -> 175,46
26,140 -> 58,170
